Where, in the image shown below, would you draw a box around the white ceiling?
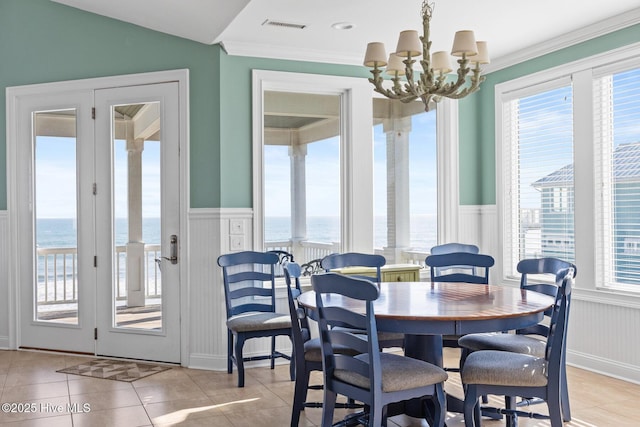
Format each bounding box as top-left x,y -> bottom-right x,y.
51,0 -> 640,70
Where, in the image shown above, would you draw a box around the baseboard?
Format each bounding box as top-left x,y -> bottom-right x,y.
567,349 -> 640,385
0,336 -> 11,350
188,350 -> 292,372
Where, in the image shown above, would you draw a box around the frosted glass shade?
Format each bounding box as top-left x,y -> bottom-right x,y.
451,30 -> 478,57
386,53 -> 405,76
364,42 -> 388,67
431,51 -> 452,74
395,30 -> 422,58
471,41 -> 490,64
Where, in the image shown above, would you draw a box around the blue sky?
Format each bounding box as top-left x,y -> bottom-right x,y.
264,109 -> 438,218
35,136 -> 160,219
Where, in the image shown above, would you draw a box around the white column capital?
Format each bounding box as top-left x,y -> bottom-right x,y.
126,137 -> 145,153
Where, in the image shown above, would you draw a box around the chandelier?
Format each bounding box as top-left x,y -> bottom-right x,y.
363,1 -> 489,111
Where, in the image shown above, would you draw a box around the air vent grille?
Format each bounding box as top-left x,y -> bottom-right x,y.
262,19 -> 307,30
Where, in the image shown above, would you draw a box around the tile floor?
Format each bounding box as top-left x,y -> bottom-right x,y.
0,348 -> 638,426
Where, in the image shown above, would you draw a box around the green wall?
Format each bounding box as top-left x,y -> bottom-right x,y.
3,0 -> 638,210
0,0 -> 221,209
0,0 -> 369,210
218,55 -> 368,207
458,24 -> 640,205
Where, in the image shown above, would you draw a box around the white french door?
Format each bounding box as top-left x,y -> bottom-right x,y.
12,78 -> 182,363
94,83 -> 180,362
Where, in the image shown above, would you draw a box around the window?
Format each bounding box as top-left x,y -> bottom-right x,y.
595,67 -> 640,288
262,91 -> 341,265
502,82 -> 575,273
373,100 -> 438,263
498,47 -> 640,291
254,71 -> 459,269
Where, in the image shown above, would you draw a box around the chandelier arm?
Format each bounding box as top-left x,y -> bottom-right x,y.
369,68 -> 406,100
402,57 -> 422,98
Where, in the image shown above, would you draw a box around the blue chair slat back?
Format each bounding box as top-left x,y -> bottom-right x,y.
218,251 -> 279,317
425,252 -> 495,285
321,252 -> 386,282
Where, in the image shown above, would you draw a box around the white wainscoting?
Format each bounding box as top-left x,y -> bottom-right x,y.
0,212 -> 9,349
186,208 -> 291,371
460,204 -> 640,385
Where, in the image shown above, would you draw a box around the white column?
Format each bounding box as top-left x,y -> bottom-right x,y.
126,138 -> 145,307
383,118 -> 412,264
289,144 -> 307,261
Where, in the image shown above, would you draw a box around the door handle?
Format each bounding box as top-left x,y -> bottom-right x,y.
155,235 -> 178,268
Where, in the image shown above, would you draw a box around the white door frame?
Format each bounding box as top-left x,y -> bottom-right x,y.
6,69 -> 190,364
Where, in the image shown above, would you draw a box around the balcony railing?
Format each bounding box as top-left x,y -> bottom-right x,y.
265,240 -> 428,267
37,244 -> 162,306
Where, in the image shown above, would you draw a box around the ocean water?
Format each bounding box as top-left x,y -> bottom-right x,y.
36,218 -> 161,248
37,215 -> 437,250
265,215 -> 437,250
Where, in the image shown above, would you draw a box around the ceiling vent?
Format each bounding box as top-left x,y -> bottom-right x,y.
262,19 -> 307,30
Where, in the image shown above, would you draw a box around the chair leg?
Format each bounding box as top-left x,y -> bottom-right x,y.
548,380 -> 563,427
321,388 -> 337,427
291,368 -> 311,427
505,396 -> 518,427
561,363 -> 571,421
270,336 -> 276,369
432,383 -> 446,427
235,336 -> 246,387
463,385 -> 479,427
289,337 -> 295,381
369,405 -> 383,427
227,330 -> 234,374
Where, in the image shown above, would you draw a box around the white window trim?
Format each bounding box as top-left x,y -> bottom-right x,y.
252,70 -> 460,257
252,70 -> 374,253
496,41 -> 640,305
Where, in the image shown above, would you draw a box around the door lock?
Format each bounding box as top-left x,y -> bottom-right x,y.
155,235 -> 178,269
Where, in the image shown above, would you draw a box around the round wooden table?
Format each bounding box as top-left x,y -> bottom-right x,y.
298,281 -> 555,420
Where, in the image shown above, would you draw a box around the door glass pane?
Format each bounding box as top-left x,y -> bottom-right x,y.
112,102 -> 163,330
263,91 -> 341,266
34,109 -> 79,324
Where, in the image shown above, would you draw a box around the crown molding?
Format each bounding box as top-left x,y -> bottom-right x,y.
220,40 -> 363,66
484,7 -> 640,73
222,8 -> 640,73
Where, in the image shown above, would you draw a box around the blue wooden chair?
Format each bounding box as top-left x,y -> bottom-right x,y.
321,252 -> 404,349
458,257 -> 577,421
283,262 -> 361,427
217,251 -> 293,387
321,252 -> 386,282
430,243 -> 480,275
312,273 -> 448,427
461,268 -> 575,427
425,252 -> 495,373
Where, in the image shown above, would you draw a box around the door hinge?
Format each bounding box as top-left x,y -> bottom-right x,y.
94,256 -> 97,267
94,328 -> 98,340
92,183 -> 97,195
91,107 -> 95,119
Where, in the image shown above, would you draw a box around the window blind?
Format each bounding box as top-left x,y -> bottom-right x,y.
503,83 -> 575,277
594,67 -> 640,288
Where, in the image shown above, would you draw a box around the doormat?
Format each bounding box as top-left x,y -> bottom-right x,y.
57,359 -> 171,382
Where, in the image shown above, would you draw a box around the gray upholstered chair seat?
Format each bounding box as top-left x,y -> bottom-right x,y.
226,312 -> 291,332
462,350 -> 548,387
458,332 -> 546,357
303,338 -> 360,362
335,352 -> 448,393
